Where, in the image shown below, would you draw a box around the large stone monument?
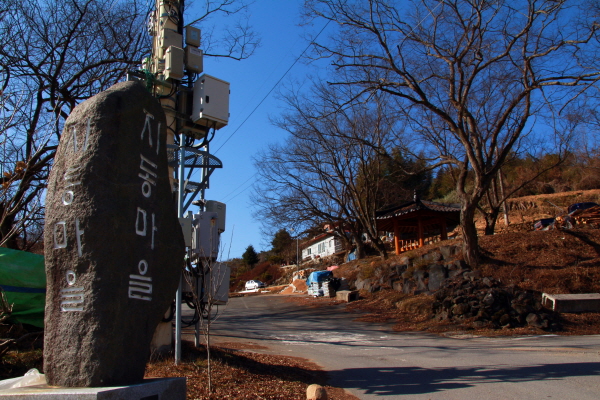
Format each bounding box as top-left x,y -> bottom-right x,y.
43,81 -> 185,387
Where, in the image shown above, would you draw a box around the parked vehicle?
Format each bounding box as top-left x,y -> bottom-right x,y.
245,280 -> 266,290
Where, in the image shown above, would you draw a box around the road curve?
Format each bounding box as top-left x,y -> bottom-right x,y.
187,294 -> 600,399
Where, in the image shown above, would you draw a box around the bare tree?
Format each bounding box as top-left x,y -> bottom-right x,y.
0,0 -> 149,249
478,109 -> 580,234
302,0 -> 600,266
185,0 -> 260,60
253,85 -> 404,259
0,0 -> 259,250
183,257 -> 229,394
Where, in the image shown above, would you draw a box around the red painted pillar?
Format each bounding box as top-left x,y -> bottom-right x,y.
393,219 -> 400,255
418,217 -> 424,248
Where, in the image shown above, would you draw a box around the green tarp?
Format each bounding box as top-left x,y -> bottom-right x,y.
0,248 -> 45,328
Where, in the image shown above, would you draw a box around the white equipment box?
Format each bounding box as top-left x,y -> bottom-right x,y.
205,200 -> 226,233
185,46 -> 203,74
165,46 -> 184,80
191,74 -> 230,130
185,26 -> 201,47
192,211 -> 219,259
160,30 -> 182,50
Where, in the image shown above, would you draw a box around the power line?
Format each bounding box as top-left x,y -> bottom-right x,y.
222,179 -> 255,203
220,172 -> 257,202
213,19 -> 331,155
216,2 -> 444,202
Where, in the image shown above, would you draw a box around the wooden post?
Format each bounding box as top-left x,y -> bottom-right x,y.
441,217 -> 448,241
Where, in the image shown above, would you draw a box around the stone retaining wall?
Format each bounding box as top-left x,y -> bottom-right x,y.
347,244 -> 560,330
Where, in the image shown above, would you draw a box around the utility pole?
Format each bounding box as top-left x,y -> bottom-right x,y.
148,0 -> 186,365
141,0 -> 230,365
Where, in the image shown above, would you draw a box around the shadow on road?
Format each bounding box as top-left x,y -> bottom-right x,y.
327,362 -> 600,396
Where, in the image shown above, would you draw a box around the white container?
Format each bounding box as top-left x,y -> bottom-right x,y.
192,211 -> 219,259
205,200 -> 226,233
185,46 -> 203,74
191,74 -> 230,130
185,26 -> 201,47
165,46 -> 184,80
160,29 -> 182,50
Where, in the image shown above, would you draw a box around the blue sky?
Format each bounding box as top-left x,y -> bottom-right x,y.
187,0 -> 325,259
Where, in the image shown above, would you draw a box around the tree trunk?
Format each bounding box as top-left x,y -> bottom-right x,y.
372,237 -> 388,259
205,310 -> 212,394
482,173 -> 505,235
460,202 -> 480,267
355,237 -> 366,259
483,207 -> 500,236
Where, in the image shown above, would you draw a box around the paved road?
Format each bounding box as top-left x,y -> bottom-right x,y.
186,295 -> 600,399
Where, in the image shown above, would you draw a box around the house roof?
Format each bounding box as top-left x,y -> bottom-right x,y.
376,200 -> 461,220
375,199 -> 461,233
302,232 -> 336,248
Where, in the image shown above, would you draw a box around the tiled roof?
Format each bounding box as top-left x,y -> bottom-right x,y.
376,200 -> 460,220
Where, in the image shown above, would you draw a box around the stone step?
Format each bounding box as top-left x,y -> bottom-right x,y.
542,293 -> 600,313
335,290 -> 358,302
0,377 -> 185,399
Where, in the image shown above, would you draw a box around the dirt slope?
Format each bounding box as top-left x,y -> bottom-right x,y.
327,190 -> 600,336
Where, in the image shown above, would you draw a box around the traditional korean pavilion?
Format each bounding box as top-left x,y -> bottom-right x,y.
376,194 -> 461,255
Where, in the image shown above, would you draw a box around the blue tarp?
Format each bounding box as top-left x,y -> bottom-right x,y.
346,250 -> 357,262
568,202 -> 598,214
534,218 -> 555,230
306,270 -> 332,287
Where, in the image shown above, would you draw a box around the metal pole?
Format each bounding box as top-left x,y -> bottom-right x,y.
174,0 -> 185,365
175,133 -> 185,364
194,275 -> 201,347
195,142 -> 208,347
150,0 -> 184,366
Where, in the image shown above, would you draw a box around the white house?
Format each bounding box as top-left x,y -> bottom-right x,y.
301,233 -> 344,261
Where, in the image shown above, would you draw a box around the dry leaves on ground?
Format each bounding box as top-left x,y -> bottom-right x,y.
145,340 -> 358,400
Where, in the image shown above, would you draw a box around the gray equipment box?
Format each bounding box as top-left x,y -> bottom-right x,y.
202,262 -> 230,305
178,216 -> 192,247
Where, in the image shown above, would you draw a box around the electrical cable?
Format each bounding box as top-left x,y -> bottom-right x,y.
203,21 -> 333,204
212,19 -> 331,155
220,172 -> 258,203
211,4 -> 443,201
180,306 -> 200,327
161,301 -> 175,322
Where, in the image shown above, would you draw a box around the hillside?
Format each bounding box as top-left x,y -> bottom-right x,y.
323,190 -> 600,336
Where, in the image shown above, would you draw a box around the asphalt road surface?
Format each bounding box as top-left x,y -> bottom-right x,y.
185,295 -> 600,399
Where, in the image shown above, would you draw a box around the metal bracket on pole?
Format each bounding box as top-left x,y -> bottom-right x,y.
167,144 -> 223,214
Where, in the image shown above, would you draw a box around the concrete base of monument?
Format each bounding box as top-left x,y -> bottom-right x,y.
0,377 -> 186,400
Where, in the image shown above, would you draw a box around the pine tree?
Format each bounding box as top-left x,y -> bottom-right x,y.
242,245 -> 259,268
